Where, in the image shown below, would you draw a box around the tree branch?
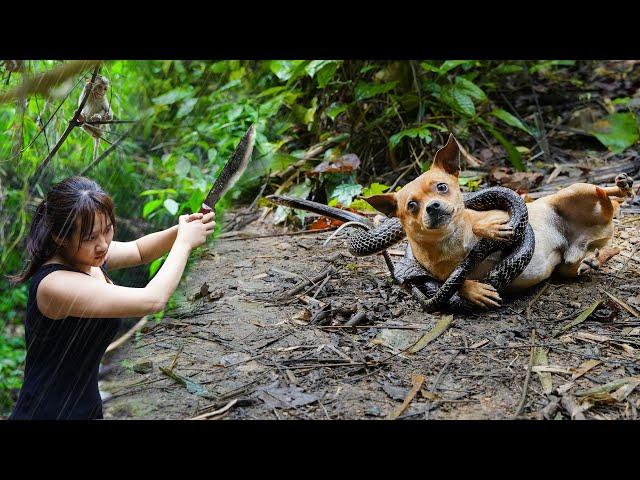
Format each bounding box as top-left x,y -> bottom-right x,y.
78,126 -> 135,177
0,60 -> 101,104
29,63 -> 102,191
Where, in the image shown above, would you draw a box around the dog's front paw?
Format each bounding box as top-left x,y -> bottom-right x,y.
460,280 -> 502,308
615,173 -> 634,197
473,219 -> 514,242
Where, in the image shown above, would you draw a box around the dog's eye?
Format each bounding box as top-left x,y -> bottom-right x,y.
407,200 -> 419,213
436,183 -> 449,193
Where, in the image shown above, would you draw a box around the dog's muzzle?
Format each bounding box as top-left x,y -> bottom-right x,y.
424,200 -> 452,228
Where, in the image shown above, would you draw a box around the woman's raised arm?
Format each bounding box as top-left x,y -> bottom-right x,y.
37,213 -> 215,319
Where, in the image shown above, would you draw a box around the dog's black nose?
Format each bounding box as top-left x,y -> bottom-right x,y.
425,201 -> 441,214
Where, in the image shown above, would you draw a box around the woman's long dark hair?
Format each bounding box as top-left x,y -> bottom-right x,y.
8,176 -> 116,284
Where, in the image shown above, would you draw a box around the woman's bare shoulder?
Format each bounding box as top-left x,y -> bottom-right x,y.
37,270 -> 104,320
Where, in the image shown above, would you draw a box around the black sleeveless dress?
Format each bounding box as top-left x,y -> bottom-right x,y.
10,263 -> 122,420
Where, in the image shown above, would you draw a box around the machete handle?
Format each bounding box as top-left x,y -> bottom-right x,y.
199,203 -> 213,215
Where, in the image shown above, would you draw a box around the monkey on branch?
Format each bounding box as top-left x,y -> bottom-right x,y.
77,75 -> 113,160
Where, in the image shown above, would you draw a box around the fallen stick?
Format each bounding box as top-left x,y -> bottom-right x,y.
388,373 -> 426,420
279,266 -> 336,300
425,350 -> 460,419
344,311 -> 368,327
514,329 -> 536,417
190,399 -> 238,420
218,228 -> 335,241
105,316 -> 150,354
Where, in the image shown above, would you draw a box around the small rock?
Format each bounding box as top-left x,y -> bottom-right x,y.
220,352 -> 250,366
628,295 -> 640,306
133,360 -> 153,374
569,301 -> 581,309
382,383 -> 408,401
365,405 -> 383,417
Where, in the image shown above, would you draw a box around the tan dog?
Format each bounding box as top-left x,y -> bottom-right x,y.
367,135 -> 634,308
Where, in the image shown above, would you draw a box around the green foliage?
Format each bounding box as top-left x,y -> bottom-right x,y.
389,125 -> 433,149
0,282 -> 27,415
328,183 -> 363,208
0,329 -> 26,416
588,113 -> 640,154
490,109 -> 533,135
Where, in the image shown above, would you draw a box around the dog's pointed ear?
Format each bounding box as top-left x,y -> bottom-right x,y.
432,134 -> 461,177
365,193 -> 398,217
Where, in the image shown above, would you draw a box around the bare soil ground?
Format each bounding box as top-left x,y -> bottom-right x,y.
101,199 -> 640,420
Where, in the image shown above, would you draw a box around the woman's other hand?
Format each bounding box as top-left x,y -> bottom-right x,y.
176,212 -> 216,250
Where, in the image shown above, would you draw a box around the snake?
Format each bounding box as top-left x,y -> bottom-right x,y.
267,186 -> 534,312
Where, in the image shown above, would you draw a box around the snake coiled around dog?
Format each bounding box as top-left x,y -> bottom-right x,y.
268,187 -> 534,312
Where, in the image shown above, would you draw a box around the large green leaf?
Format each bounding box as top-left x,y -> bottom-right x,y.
494,63 -> 524,74
316,61 -> 340,88
305,60 -> 339,79
143,199 -> 163,218
269,60 -> 306,81
490,109 -> 533,135
152,88 -> 192,106
163,199 -> 179,216
177,98 -> 197,118
421,60 -> 472,75
355,81 -> 398,101
326,103 -> 349,121
362,182 -> 390,196
328,183 -> 363,207
389,125 -> 433,149
455,77 -> 487,102
478,119 -> 525,171
588,113 -> 640,154
175,157 -> 191,178
530,60 -> 576,74
440,85 -> 476,117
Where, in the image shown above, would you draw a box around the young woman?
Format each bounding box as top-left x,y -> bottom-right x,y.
8,176 -> 216,420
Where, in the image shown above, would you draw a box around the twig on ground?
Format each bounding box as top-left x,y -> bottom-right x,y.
425,350 -> 460,419
190,399 -> 238,420
514,329 -> 536,417
105,316 -> 149,354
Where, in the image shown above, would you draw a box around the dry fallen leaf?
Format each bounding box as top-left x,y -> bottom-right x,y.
576,377 -> 640,399
571,359 -> 601,380
531,365 -> 572,374
487,167 -> 544,192
307,217 -> 343,231
470,339 -> 490,349
291,308 -> 311,324
574,332 -> 610,343
308,153 -> 361,175
601,291 -> 639,318
388,373 -> 425,420
533,347 -> 553,395
611,381 -> 640,402
420,389 -> 438,401
556,382 -> 575,395
408,315 -> 454,353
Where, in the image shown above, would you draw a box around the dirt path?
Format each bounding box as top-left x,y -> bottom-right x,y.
102,207 -> 640,420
